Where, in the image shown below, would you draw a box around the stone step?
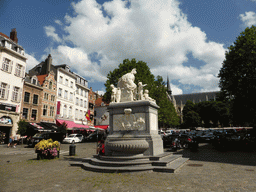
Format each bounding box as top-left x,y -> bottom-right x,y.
151,155 -> 182,166
90,157 -> 152,167
80,162 -> 153,173
70,157 -> 189,173
153,157 -> 189,173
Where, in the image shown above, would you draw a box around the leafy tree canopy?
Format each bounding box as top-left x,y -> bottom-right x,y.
218,25 -> 256,126
17,120 -> 29,136
103,58 -> 179,127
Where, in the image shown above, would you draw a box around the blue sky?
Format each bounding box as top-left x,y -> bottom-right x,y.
1,0 -> 256,95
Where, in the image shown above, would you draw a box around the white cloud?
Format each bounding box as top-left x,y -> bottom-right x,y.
43,0 -> 226,93
55,20 -> 63,25
170,84 -> 183,95
44,26 -> 62,42
25,53 -> 40,72
239,11 -> 256,27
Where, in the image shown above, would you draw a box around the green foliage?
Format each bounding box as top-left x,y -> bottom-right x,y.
182,100 -> 230,128
17,120 -> 29,136
57,122 -> 67,134
103,58 -> 179,127
150,76 -> 180,128
218,25 -> 256,126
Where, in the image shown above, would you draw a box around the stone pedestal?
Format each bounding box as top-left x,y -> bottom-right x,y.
105,100 -> 163,156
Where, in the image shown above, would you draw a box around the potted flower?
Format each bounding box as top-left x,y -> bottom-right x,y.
35,139 -> 60,160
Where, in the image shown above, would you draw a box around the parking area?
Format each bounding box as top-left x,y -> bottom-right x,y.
1,142 -> 256,192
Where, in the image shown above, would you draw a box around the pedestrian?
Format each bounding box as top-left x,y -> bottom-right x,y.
13,135 -> 18,148
8,136 -> 12,148
97,139 -> 105,156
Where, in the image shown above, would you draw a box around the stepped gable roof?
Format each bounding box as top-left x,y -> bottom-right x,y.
37,74 -> 48,86
173,91 -> 219,105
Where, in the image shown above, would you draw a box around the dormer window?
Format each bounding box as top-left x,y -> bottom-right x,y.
31,76 -> 38,85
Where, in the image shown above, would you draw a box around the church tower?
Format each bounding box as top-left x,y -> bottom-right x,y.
167,75 -> 172,95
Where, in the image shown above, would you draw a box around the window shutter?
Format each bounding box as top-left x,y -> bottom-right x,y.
22,66 -> 25,78
18,88 -> 22,102
2,57 -> 5,70
10,61 -> 13,73
6,85 -> 10,99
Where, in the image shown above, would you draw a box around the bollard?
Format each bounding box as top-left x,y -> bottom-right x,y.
69,144 -> 76,156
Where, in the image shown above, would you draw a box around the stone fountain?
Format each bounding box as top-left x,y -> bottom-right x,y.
70,69 -> 189,172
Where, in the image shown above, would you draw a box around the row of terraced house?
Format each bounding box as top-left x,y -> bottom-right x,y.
0,29 -> 97,142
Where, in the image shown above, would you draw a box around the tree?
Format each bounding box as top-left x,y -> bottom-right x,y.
150,76 -> 180,128
17,120 -> 29,136
103,58 -> 179,127
182,100 -> 201,128
57,122 -> 67,134
218,25 -> 256,126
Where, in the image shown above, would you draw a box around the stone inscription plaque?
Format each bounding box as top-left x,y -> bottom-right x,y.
113,113 -> 146,131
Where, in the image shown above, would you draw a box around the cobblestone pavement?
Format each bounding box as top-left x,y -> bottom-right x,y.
0,142 -> 256,192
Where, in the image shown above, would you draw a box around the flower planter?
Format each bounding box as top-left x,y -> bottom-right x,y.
34,139 -> 61,160
36,150 -> 60,160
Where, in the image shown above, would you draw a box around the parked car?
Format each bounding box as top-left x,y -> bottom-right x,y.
29,132 -> 65,147
84,132 -> 105,142
62,134 -> 83,144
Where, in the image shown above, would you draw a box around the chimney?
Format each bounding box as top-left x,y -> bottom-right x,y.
46,54 -> 52,73
10,28 -> 18,43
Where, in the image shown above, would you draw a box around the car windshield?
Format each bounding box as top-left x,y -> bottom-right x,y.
68,134 -> 77,138
33,133 -> 42,138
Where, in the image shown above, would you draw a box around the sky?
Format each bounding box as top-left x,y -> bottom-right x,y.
1,0 -> 256,96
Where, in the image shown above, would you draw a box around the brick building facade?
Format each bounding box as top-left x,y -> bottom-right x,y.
37,71 -> 57,123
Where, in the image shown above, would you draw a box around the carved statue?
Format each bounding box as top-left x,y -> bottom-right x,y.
137,82 -> 147,100
116,87 -> 121,103
144,89 -> 156,103
117,68 -> 137,102
110,84 -> 117,103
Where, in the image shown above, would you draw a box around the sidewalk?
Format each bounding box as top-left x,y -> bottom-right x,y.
0,143 -> 256,192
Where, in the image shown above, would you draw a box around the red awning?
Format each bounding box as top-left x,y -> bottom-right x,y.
94,125 -> 109,130
56,119 -> 90,129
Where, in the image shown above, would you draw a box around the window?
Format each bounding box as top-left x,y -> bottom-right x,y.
33,94 -> 38,105
69,107 -> 72,118
50,106 -> 54,117
76,97 -> 79,105
80,110 -> 83,120
0,83 -> 8,99
80,99 -> 83,107
2,58 -> 12,73
22,108 -> 28,119
70,81 -> 73,88
51,95 -> 55,102
76,88 -> 79,94
24,92 -> 30,103
70,92 -> 73,101
58,88 -> 62,97
84,100 -> 87,108
65,79 -> 68,86
15,64 -> 23,77
75,109 -> 78,119
63,105 -> 67,117
59,76 -> 63,84
12,87 -> 19,102
49,81 -> 52,90
64,90 -> 68,99
43,105 -> 48,116
31,109 -> 37,120
44,93 -> 48,100
81,90 -> 83,96
89,102 -> 94,109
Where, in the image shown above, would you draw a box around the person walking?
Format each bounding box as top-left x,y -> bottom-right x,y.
13,135 -> 18,148
8,136 -> 12,148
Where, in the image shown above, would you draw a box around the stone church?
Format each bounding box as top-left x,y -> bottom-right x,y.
166,77 -> 219,122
